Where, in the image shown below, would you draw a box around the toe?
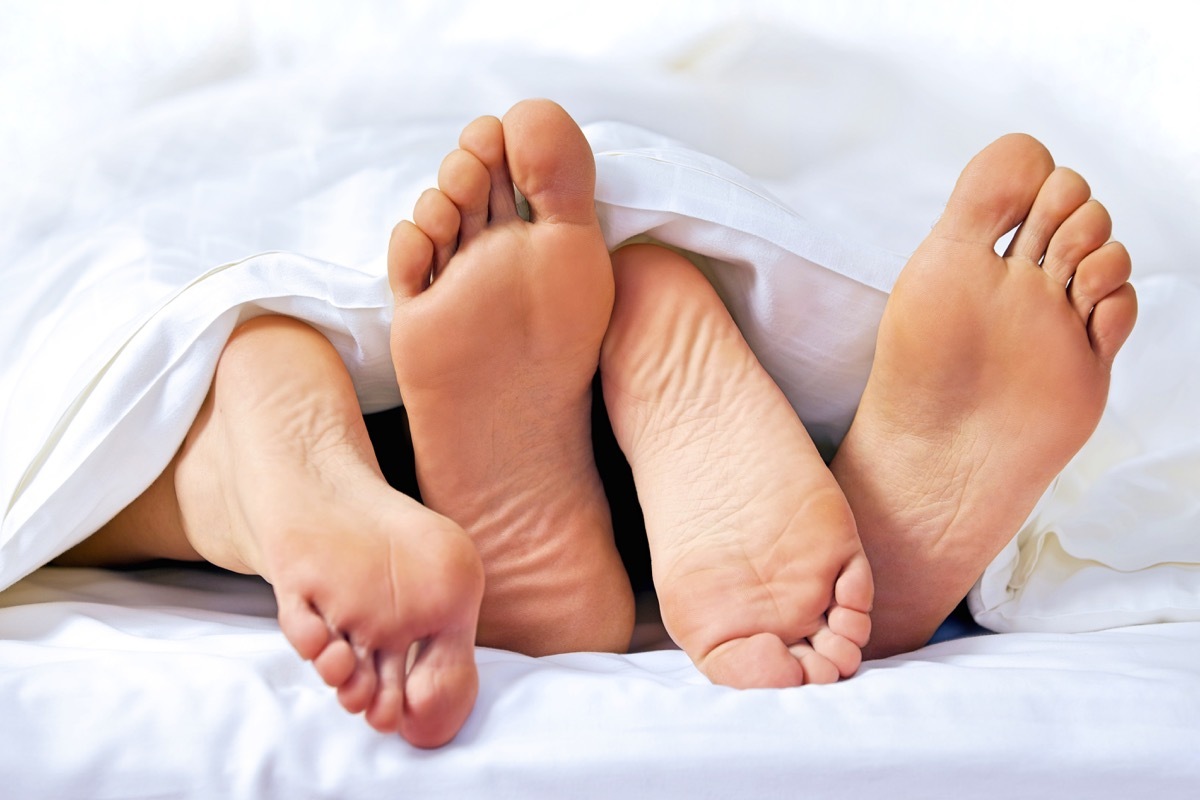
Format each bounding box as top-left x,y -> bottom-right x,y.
1043,199 -> 1112,286
364,651 -> 408,734
437,148 -> 491,242
412,188 -> 461,276
701,633 -> 807,689
1005,167 -> 1091,265
337,645 -> 379,715
834,552 -> 874,618
808,625 -> 863,679
312,637 -> 357,687
459,114 -> 519,221
397,628 -> 480,748
388,221 -> 434,300
937,133 -> 1056,247
827,604 -> 872,649
787,641 -> 841,685
500,98 -> 597,226
1088,281 -> 1138,368
812,554 -> 872,675
276,594 -> 330,661
1069,241 -> 1132,321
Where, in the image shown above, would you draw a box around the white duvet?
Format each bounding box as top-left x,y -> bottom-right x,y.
3,0 -> 1199,632
2,2 -> 1199,797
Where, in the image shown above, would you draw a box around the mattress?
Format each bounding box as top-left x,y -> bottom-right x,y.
2,1 -> 1198,797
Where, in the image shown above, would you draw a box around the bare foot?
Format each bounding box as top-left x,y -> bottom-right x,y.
600,244 -> 873,688
831,134 -> 1138,658
388,99 -> 634,655
98,316 -> 484,748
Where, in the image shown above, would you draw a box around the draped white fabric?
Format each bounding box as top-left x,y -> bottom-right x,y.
2,2 -> 1198,796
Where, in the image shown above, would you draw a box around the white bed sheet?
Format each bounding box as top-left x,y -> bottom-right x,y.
3,1 -> 1200,797
3,567 -> 1199,800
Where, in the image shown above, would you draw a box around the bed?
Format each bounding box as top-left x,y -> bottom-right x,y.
3,2 -> 1199,797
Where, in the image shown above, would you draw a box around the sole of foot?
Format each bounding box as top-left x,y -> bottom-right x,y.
830,133 -> 1137,657
600,244 -> 874,688
388,99 -> 634,655
177,316 -> 484,748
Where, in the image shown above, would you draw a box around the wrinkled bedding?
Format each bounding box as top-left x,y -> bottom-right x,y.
2,2 -> 1198,797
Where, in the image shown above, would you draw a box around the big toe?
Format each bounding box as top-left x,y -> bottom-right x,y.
500,99 -> 597,226
939,133 -> 1056,245
395,633 -> 480,748
701,633 -> 808,689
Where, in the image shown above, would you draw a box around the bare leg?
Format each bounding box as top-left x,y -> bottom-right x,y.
830,134 -> 1137,658
59,315 -> 484,747
389,100 -> 634,656
600,244 -> 873,687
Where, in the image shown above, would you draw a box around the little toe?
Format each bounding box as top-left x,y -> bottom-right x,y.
312,637 -> 357,687
702,633 -> 806,689
412,188 -> 461,275
459,114 -> 519,221
276,594 -> 331,661
500,98 -> 597,226
937,133 -> 1055,246
388,220 -> 434,300
437,148 -> 491,241
1043,199 -> 1112,286
1069,241 -> 1133,321
1005,167 -> 1091,264
1088,282 -> 1138,368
